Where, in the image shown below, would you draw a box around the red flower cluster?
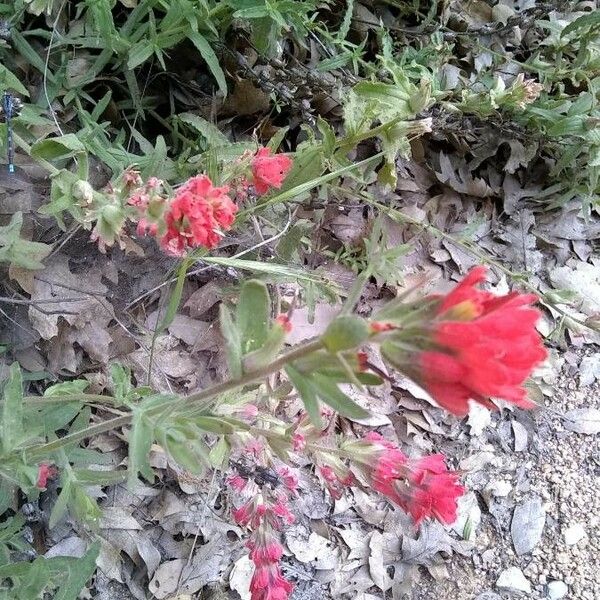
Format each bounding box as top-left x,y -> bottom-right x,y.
227,456 -> 298,600
248,535 -> 293,600
232,495 -> 295,600
350,433 -> 464,525
251,148 -> 293,194
160,175 -> 237,255
419,266 -> 547,416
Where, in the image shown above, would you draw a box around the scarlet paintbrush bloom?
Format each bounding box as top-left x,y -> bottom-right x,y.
250,563 -> 293,600
251,148 -> 293,194
350,432 -> 464,525
159,175 -> 237,255
418,266 -> 547,416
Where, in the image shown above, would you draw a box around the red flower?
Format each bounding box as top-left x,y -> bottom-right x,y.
419,266 -> 547,416
248,538 -> 284,566
36,463 -> 57,489
352,433 -> 464,525
227,473 -> 248,492
251,148 -> 292,195
159,175 -> 237,255
250,563 -> 293,600
276,467 -> 299,492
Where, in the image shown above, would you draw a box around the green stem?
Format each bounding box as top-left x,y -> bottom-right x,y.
23,338 -> 325,461
13,133 -> 60,176
22,394 -> 117,406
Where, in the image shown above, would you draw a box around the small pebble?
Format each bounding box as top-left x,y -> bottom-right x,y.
547,580 -> 568,599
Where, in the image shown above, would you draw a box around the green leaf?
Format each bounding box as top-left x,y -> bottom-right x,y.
209,436 -> 230,468
49,478 -> 72,529
179,112 -> 230,146
127,40 -> 155,69
109,363 -> 132,404
1,363 -> 23,453
0,64 -> 30,96
193,416 -> 235,434
242,319 -> 288,372
187,31 -> 228,96
561,10 -> 600,37
44,380 -> 89,397
128,405 -> 156,487
0,212 -> 51,270
322,316 -> 370,353
31,134 -> 86,161
311,373 -> 369,419
237,280 -> 271,355
53,541 -> 100,600
285,365 -> 322,428
157,257 -> 192,333
219,303 -> 243,379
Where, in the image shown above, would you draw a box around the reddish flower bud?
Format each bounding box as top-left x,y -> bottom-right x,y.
275,315 -> 292,333
357,351 -> 369,371
370,321 -> 396,333
291,433 -> 306,452
36,464 -> 57,489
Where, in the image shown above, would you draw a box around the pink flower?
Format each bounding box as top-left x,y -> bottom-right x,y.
292,433 -> 306,452
227,474 -> 248,492
250,563 -> 293,600
271,500 -> 295,526
159,175 -> 237,255
251,148 -> 293,195
136,218 -> 158,237
122,169 -> 142,187
248,539 -> 284,566
241,404 -> 259,420
244,440 -> 264,458
318,465 -> 353,500
276,467 -> 299,492
36,464 -> 57,489
351,433 -> 464,525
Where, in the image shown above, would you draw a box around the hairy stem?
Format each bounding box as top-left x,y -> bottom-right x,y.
24,338 -> 325,461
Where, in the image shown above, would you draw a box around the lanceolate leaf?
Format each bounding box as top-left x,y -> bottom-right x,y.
219,303 -> 243,379
1,363 -> 23,453
237,280 -> 271,355
311,373 -> 369,419
285,365 -> 322,428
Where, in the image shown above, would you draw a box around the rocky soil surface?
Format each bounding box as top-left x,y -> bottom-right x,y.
414,349 -> 600,600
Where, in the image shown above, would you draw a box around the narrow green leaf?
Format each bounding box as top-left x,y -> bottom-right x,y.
49,478 -> 72,529
285,365 -> 322,428
209,436 -> 230,468
31,134 -> 86,161
128,409 -> 155,487
157,258 -> 192,333
193,416 -> 235,434
2,363 -> 23,453
53,541 -> 100,600
311,373 -> 369,419
187,31 -> 227,95
219,304 -> 243,379
237,280 -> 271,355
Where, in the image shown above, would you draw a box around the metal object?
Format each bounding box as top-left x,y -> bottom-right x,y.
0,92 -> 23,173
0,19 -> 10,42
